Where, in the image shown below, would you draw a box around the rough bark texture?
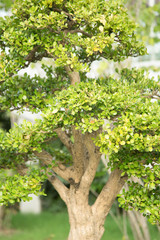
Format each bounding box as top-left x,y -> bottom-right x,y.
65,66 -> 80,85
66,169 -> 127,240
34,128 -> 127,239
67,188 -> 105,240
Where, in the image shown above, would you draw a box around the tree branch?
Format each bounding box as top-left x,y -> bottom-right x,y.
24,45 -> 49,63
64,29 -> 92,38
54,128 -> 73,154
24,45 -> 40,61
33,150 -> 53,165
16,164 -> 29,175
92,169 -> 128,217
47,172 -> 69,204
71,127 -> 88,182
34,149 -> 76,182
65,66 -> 80,85
52,7 -> 74,21
79,132 -> 101,195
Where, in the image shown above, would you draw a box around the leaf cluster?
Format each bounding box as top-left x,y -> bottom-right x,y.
0,0 -> 159,224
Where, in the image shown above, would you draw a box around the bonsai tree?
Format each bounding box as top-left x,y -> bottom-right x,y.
0,0 -> 159,239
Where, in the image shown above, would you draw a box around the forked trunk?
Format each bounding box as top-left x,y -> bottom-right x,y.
67,190 -> 106,240
63,169 -> 128,240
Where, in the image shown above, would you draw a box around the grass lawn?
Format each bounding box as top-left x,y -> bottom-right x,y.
0,211 -> 159,240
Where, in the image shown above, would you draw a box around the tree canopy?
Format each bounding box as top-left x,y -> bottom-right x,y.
0,0 -> 159,232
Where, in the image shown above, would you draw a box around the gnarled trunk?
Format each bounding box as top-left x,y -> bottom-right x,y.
67,190 -> 105,240
46,166 -> 127,240
37,129 -> 128,240
65,169 -> 127,240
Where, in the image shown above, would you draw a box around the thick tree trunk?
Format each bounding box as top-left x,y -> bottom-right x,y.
67,190 -> 105,240
46,167 -> 127,240
65,169 -> 127,240
37,128 -> 127,240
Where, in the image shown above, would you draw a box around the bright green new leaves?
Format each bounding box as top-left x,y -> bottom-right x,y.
0,169 -> 46,205
1,68 -> 159,158
119,182 -> 160,224
0,0 -> 147,112
0,0 -> 159,224
0,66 -> 160,224
42,78 -> 142,133
97,100 -> 160,155
0,0 -> 146,81
0,65 -> 68,112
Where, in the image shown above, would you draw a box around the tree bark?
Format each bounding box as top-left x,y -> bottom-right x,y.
65,169 -> 127,240
37,128 -> 127,240
63,168 -> 127,240
66,188 -> 105,240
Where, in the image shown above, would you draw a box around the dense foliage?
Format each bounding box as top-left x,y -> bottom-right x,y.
0,0 -> 159,226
